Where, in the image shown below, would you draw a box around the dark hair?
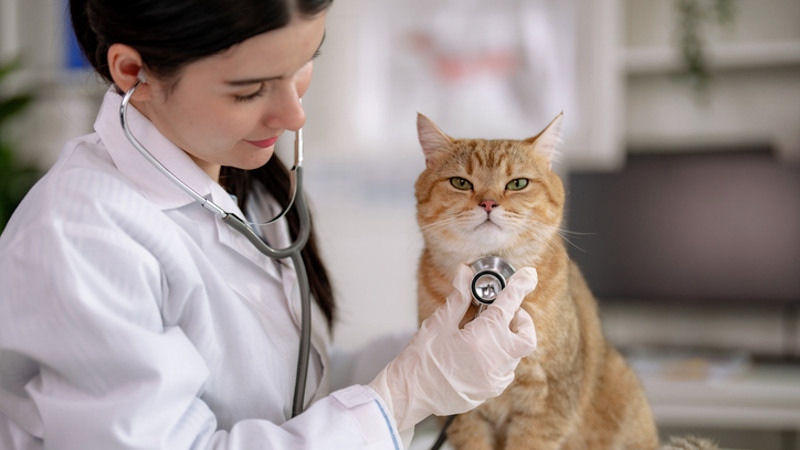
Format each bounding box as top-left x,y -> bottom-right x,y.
69,0 -> 336,328
70,0 -> 330,82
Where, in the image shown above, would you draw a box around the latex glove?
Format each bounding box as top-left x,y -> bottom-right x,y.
368,264 -> 538,431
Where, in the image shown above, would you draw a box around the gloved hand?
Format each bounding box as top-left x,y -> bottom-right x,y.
368,264 -> 538,431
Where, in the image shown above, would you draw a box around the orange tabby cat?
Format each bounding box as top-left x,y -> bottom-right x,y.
414,113 -> 662,450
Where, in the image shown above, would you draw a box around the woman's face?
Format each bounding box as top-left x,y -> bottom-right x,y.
135,13 -> 326,182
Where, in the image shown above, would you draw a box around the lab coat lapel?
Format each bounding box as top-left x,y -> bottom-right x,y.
246,188 -> 301,329
261,217 -> 299,328
259,195 -> 330,405
209,185 -> 284,284
275,253 -> 331,405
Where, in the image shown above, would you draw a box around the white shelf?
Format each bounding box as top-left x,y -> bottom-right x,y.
623,41 -> 800,75
641,363 -> 800,430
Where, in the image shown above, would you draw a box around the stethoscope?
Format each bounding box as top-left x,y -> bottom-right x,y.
121,69 -> 519,436
469,256 -> 516,316
120,69 -> 313,418
429,256 -> 516,450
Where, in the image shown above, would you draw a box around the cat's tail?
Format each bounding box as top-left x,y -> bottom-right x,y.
660,436 -> 719,450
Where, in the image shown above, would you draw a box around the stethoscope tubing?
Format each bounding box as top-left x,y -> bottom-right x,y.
120,80 -> 313,417
121,81 -> 227,217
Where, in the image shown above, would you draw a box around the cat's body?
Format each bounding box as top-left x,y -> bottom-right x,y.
417,250 -> 657,450
413,114 -> 706,450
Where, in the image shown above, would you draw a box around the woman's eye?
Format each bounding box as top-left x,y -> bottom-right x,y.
450,177 -> 473,190
234,85 -> 266,103
506,179 -> 529,191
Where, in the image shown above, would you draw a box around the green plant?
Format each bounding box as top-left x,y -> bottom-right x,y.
674,0 -> 736,92
0,59 -> 39,232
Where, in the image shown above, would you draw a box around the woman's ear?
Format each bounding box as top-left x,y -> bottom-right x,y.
107,43 -> 151,98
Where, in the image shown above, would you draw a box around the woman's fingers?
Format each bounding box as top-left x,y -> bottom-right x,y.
508,307 -> 537,358
438,264 -> 475,327
486,267 -> 538,324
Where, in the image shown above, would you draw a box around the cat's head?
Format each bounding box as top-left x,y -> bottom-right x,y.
414,113 -> 565,268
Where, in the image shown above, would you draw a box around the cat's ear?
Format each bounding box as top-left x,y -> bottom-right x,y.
524,113 -> 563,169
417,113 -> 454,169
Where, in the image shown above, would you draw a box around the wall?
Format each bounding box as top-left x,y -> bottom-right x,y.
622,0 -> 800,161
0,0 -> 104,170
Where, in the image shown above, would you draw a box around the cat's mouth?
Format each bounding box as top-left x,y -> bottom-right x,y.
476,218 -> 501,230
469,218 -> 509,249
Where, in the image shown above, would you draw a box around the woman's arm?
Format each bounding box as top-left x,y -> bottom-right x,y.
0,167 -> 402,450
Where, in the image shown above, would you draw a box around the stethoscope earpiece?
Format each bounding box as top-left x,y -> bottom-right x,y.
136,68 -> 148,84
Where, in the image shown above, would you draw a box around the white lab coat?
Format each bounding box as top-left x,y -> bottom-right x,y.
0,89 -> 404,449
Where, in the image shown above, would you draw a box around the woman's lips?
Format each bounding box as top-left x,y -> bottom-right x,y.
245,136 -> 280,148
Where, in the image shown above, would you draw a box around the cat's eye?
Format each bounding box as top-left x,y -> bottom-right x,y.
450,177 -> 473,190
506,179 -> 529,191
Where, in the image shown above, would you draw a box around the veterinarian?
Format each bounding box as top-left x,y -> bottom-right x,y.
0,1 -> 538,449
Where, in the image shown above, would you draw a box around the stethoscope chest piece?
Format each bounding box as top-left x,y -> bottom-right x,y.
470,256 -> 516,317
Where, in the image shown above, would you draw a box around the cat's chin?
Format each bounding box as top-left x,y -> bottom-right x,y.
465,223 -> 512,254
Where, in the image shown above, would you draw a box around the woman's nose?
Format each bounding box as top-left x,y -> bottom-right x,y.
263,83 -> 306,131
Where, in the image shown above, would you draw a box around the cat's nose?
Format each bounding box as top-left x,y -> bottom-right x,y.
480,199 -> 497,212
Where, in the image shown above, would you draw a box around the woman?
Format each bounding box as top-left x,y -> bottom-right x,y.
0,1 -> 538,448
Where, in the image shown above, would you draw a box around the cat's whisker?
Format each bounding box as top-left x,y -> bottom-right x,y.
417,209 -> 476,219
557,230 -> 587,253
420,220 -> 465,236
517,221 -> 559,237
508,222 -> 558,252
420,227 -> 454,241
417,211 -> 448,218
513,222 -> 569,256
419,218 -> 456,230
420,214 -> 465,227
558,228 -> 594,236
419,217 -> 477,242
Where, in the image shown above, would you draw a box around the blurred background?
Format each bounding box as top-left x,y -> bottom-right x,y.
1,0 -> 799,448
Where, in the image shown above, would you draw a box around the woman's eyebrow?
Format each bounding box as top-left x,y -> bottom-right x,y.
226,76 -> 280,86
224,31 -> 326,87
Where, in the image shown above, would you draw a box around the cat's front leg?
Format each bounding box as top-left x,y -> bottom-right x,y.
502,361 -> 575,450
446,410 -> 497,450
503,412 -> 574,450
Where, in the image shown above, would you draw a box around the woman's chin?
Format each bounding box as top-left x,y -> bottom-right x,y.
227,143 -> 276,170
232,154 -> 276,171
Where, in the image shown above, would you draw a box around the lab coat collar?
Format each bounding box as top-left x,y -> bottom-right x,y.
247,187 -> 302,326
246,189 -> 331,404
94,88 -> 219,211
93,89 -> 277,279
93,88 -> 330,404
